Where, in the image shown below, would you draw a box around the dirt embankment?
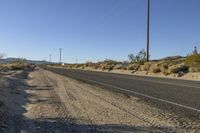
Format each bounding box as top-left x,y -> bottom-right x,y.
0,68 -> 199,133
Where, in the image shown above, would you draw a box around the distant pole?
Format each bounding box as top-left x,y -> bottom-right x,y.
146,0 -> 150,62
59,48 -> 62,64
49,54 -> 52,64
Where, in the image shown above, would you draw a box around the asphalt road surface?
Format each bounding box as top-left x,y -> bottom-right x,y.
42,66 -> 200,119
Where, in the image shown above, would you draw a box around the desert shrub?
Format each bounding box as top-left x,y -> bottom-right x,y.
150,64 -> 161,73
178,64 -> 189,72
11,58 -> 27,64
152,68 -> 161,73
68,64 -> 74,68
158,63 -> 169,72
99,59 -> 119,71
92,63 -> 100,69
189,67 -> 200,72
186,54 -> 200,67
101,63 -> 115,71
85,62 -> 93,67
126,64 -> 140,71
0,63 -> 32,71
169,66 -> 179,73
102,59 -> 118,65
74,64 -> 84,68
11,64 -> 24,70
128,49 -> 147,64
113,64 -> 123,70
0,65 -> 4,71
140,62 -> 152,71
121,61 -> 129,70
168,64 -> 189,74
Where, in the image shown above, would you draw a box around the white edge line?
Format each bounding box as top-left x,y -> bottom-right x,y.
81,78 -> 200,113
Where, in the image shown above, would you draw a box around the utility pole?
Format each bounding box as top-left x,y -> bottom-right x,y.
59,48 -> 62,65
49,54 -> 52,64
146,0 -> 150,62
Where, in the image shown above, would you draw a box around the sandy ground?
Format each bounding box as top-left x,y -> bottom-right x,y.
0,68 -> 199,133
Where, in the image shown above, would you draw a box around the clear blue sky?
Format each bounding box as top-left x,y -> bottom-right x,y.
0,0 -> 200,63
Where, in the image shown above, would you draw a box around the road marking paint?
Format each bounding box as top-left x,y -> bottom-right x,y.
79,78 -> 200,113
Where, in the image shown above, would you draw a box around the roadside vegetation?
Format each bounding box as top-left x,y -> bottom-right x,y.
49,47 -> 200,78
0,56 -> 34,71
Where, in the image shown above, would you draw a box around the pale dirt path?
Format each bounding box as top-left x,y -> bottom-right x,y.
1,68 -> 200,133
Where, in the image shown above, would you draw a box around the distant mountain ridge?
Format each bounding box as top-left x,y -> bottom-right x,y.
0,58 -> 49,65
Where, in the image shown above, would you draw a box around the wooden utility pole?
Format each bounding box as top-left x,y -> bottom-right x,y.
49,54 -> 52,64
59,48 -> 62,64
147,0 -> 150,62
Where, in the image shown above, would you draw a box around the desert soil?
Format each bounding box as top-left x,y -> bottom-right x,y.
0,67 -> 199,133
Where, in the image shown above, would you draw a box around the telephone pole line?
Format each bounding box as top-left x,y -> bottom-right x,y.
59,48 -> 62,65
146,0 -> 150,62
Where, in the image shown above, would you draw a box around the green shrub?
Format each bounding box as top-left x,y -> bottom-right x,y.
186,54 -> 200,67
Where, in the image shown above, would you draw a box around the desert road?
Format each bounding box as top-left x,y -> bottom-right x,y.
42,66 -> 200,118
